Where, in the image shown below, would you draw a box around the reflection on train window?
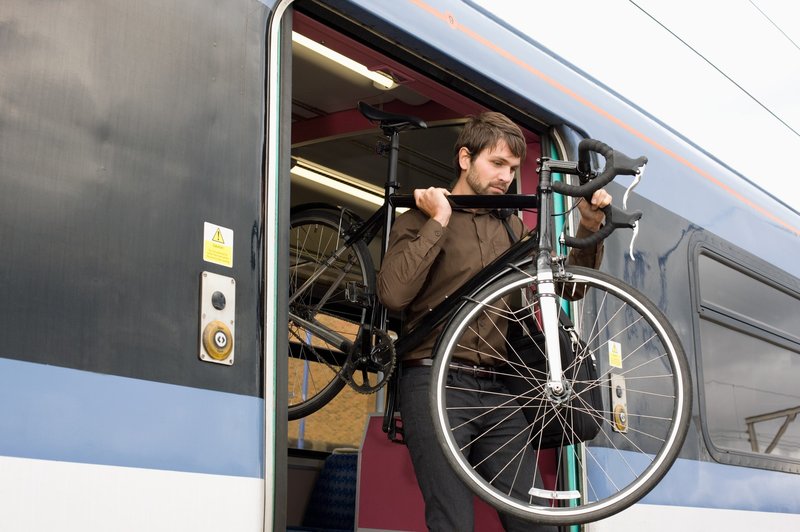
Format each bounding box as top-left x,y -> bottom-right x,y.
698,255 -> 800,343
698,254 -> 800,463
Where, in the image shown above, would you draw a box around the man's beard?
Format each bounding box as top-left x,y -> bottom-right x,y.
466,165 -> 505,195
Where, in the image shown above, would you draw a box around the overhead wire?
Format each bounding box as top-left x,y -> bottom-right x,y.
749,0 -> 800,53
628,0 -> 800,139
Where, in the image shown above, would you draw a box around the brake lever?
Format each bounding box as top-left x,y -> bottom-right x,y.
622,163 -> 645,210
628,222 -> 639,261
623,163 -> 645,261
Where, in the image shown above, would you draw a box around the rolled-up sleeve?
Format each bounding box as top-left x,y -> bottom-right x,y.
377,213 -> 447,311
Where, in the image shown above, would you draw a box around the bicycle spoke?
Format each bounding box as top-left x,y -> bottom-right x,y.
287,208 -> 375,420
430,265 -> 690,525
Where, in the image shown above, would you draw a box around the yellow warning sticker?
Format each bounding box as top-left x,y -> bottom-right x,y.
203,222 -> 233,268
608,340 -> 623,369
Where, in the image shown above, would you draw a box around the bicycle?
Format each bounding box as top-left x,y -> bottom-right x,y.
287,103 -> 426,420
288,102 -> 691,524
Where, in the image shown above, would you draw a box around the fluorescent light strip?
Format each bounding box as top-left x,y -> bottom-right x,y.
291,165 -> 383,207
291,165 -> 408,213
292,31 -> 396,90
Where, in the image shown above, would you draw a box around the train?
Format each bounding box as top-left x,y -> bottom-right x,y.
1,0 -> 798,530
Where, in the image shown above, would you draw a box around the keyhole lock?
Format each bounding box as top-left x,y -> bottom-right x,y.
202,320 -> 234,361
613,404 -> 629,432
214,330 -> 228,348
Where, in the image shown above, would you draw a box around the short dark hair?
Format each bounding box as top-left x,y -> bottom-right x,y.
453,112 -> 526,177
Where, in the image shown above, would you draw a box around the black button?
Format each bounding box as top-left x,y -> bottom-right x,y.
211,291 -> 227,310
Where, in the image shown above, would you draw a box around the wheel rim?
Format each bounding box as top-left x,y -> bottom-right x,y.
430,266 -> 689,524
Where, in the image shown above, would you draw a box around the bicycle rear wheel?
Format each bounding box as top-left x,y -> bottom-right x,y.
429,265 -> 691,525
288,206 -> 376,420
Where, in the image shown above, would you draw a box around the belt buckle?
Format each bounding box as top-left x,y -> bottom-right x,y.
469,364 -> 490,379
451,361 -> 493,379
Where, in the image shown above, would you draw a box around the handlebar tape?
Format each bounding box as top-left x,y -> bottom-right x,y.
553,139 -> 647,199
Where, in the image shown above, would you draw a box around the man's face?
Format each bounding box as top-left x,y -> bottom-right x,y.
462,139 -> 521,195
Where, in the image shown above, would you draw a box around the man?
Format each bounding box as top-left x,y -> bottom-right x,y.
377,111 -> 610,531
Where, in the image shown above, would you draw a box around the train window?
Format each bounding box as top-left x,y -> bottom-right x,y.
698,255 -> 800,343
697,252 -> 800,466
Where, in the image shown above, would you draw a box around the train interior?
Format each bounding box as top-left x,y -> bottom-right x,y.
286,8 -> 544,529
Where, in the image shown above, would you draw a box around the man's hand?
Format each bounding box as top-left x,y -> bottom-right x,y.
577,189 -> 612,232
414,187 -> 452,227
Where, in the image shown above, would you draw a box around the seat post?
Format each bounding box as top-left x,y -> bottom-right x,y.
382,127 -> 402,256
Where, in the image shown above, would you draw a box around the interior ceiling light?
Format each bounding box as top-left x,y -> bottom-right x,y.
291,162 -> 408,213
291,164 -> 384,207
292,31 -> 397,90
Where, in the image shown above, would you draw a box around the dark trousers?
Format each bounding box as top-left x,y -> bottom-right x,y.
399,366 -> 557,532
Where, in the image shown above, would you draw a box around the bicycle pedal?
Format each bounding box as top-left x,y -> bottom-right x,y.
345,281 -> 373,306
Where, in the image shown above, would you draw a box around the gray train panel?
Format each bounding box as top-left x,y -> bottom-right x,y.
0,0 -> 269,396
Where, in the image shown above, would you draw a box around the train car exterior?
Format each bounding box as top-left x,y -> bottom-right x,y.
1,1 -> 271,529
2,0 -> 798,530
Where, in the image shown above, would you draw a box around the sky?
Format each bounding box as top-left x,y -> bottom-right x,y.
475,0 -> 800,213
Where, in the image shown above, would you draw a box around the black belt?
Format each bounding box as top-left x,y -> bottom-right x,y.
402,358 -> 499,379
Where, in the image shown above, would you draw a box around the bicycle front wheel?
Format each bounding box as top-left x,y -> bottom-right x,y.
429,265 -> 691,525
288,206 -> 376,420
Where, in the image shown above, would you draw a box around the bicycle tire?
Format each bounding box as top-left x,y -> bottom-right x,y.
429,265 -> 691,525
288,206 -> 376,420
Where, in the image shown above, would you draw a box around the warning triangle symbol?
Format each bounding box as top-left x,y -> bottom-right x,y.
212,228 -> 225,244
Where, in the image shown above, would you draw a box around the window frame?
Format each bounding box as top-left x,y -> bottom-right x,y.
690,234 -> 800,473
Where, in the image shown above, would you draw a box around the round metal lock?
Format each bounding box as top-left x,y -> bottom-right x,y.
202,320 -> 234,360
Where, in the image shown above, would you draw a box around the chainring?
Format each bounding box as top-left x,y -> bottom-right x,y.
343,328 -> 396,394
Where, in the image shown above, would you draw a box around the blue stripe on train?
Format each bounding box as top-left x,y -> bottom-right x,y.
588,447 -> 800,513
0,357 -> 263,478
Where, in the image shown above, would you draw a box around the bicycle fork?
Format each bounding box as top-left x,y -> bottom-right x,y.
536,254 -> 567,396
535,156 -> 573,399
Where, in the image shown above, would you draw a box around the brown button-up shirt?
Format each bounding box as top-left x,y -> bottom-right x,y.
376,209 -> 602,364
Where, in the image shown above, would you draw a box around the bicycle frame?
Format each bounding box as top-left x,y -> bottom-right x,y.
288,125 -> 405,357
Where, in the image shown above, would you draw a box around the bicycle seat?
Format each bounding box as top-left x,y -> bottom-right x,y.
358,101 -> 427,131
